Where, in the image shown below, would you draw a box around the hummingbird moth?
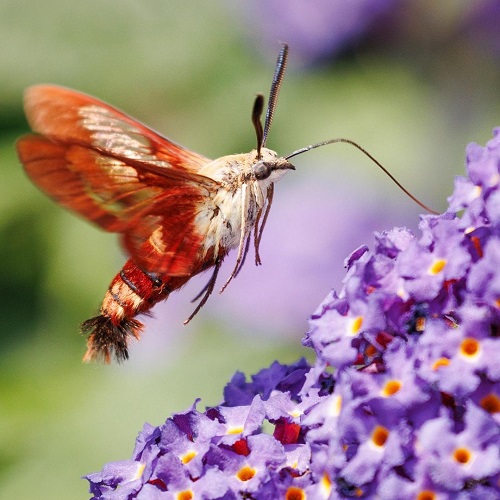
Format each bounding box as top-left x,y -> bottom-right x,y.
17,44 -> 434,363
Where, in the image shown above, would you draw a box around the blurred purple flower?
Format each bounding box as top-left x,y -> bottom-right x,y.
231,1 -> 500,69
462,0 -> 500,59
86,129 -> 500,498
136,170 -> 416,364
231,0 -> 399,63
210,172 -> 422,337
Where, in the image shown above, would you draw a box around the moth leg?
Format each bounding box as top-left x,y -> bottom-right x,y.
220,184 -> 252,293
184,259 -> 222,324
254,184 -> 274,265
233,236 -> 251,279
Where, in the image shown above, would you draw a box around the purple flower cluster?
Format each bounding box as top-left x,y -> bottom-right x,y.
86,129 -> 500,498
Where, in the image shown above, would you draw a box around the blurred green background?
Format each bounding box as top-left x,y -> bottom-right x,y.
1,1 -> 499,498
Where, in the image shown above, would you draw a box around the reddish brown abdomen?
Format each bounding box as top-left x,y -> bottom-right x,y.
81,259 -> 191,363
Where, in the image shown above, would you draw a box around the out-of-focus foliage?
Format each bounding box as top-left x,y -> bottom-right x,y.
0,1 -> 499,498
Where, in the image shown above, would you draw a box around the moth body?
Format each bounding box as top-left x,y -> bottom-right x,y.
199,148 -> 292,254
17,44 -> 297,362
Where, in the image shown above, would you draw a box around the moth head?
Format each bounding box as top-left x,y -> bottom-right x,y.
252,148 -> 295,184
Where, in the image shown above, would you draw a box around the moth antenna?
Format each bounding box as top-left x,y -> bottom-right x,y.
252,93 -> 265,158
262,43 -> 289,148
286,137 -> 438,215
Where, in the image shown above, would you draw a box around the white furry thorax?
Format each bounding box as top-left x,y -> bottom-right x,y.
197,147 -> 289,256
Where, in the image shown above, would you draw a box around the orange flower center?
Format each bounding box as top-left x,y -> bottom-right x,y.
237,465 -> 256,482
285,486 -> 306,500
453,447 -> 472,464
381,380 -> 402,396
371,425 -> 389,447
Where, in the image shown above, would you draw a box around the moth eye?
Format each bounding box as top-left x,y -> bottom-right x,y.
254,162 -> 272,180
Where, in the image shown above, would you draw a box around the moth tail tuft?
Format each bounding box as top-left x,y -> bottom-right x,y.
81,315 -> 144,363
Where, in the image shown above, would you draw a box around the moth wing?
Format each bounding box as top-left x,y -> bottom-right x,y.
121,189 -> 218,276
22,84 -> 209,173
17,85 -> 220,275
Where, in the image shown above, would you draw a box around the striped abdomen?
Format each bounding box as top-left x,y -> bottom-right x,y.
81,259 -> 191,363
